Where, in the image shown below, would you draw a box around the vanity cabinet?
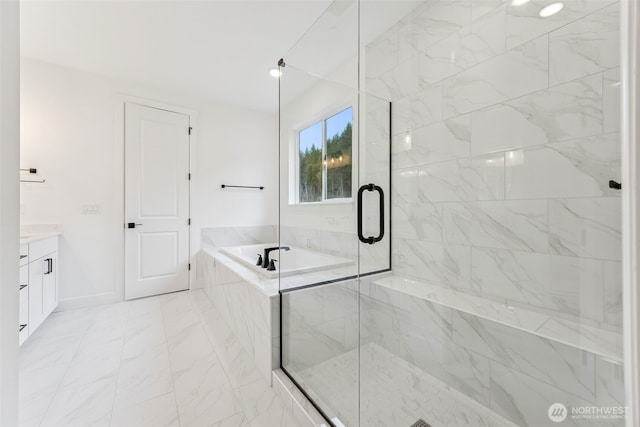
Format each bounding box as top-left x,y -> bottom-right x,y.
20,236 -> 59,345
19,264 -> 29,345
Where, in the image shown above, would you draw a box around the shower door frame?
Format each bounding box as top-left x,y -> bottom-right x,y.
622,1 -> 640,426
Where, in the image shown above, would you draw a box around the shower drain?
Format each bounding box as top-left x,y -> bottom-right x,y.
410,419 -> 432,427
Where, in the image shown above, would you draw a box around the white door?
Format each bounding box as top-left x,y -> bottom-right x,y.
124,103 -> 190,300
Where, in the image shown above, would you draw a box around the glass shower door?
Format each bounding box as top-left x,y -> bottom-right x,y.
277,1 -> 393,424
278,62 -> 363,427
278,70 -> 392,427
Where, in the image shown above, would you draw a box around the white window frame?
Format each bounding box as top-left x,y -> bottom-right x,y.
293,104 -> 353,205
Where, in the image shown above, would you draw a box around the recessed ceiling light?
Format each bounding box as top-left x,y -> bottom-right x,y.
539,2 -> 564,17
511,0 -> 530,6
269,67 -> 282,78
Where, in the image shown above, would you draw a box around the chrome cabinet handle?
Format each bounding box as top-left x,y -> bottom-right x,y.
43,258 -> 52,275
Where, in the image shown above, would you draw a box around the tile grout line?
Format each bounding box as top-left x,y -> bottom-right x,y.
107,303 -> 132,427
34,312 -> 98,427
194,304 -> 239,397
159,295 -> 185,427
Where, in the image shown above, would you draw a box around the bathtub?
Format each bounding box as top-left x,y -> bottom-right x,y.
220,243 -> 354,279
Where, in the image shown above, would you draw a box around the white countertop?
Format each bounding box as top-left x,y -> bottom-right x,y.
20,224 -> 62,245
20,231 -> 62,245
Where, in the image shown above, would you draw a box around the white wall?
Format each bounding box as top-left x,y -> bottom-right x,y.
20,58 -> 278,309
0,0 -> 20,424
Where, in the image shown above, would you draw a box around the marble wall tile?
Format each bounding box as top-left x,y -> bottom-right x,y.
392,167 -> 419,205
442,200 -> 549,252
418,153 -> 505,202
505,0 -> 602,50
419,5 -> 506,85
603,68 -> 621,134
453,311 -> 597,401
202,255 -> 278,384
364,99 -> 391,149
365,30 -> 399,79
395,238 -> 472,289
471,73 -> 603,155
364,306 -> 492,408
595,356 -> 624,406
378,56 -> 421,100
394,115 -> 471,169
365,75 -> 394,101
281,281 -> 360,373
505,135 -> 620,199
442,35 -> 549,118
395,333 -> 492,406
391,84 -> 443,133
201,226 -> 277,250
549,197 -> 622,261
603,261 -> 622,328
471,248 -> 604,321
471,0 -> 507,21
364,282 -> 454,342
280,226 -> 327,255
281,329 -> 347,373
549,3 -> 620,86
489,361 -> 621,427
392,200 -> 442,242
252,294 -> 273,378
199,307 -> 264,388
359,240 -> 391,275
535,317 -> 623,362
396,0 -> 472,61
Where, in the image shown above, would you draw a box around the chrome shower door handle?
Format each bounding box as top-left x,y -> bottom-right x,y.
357,183 -> 385,245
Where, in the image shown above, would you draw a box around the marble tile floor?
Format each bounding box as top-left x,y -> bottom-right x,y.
288,342 -> 517,427
19,289 -> 303,427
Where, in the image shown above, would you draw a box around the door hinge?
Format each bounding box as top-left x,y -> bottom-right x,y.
188,127 -> 192,135
188,263 -> 191,271
188,218 -> 191,226
188,173 -> 191,180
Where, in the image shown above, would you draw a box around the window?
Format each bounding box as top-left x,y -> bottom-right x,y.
297,106 -> 353,203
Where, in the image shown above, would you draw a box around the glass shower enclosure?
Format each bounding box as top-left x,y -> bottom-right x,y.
278,1 -> 625,426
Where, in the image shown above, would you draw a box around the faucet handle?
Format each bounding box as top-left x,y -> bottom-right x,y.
267,259 -> 278,271
256,254 -> 263,266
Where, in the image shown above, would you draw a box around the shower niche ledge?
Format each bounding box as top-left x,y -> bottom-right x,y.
368,276 -> 623,363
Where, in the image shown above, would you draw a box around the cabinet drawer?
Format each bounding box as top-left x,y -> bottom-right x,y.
30,237 -> 58,261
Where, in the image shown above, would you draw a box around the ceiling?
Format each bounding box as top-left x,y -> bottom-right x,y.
20,0 -> 333,112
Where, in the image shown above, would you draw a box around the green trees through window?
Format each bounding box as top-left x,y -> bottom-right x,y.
298,107 -> 353,203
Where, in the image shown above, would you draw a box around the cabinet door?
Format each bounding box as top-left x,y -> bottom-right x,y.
28,258 -> 45,332
43,252 -> 58,316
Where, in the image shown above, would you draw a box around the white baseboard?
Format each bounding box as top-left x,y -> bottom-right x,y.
56,292 -> 122,311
